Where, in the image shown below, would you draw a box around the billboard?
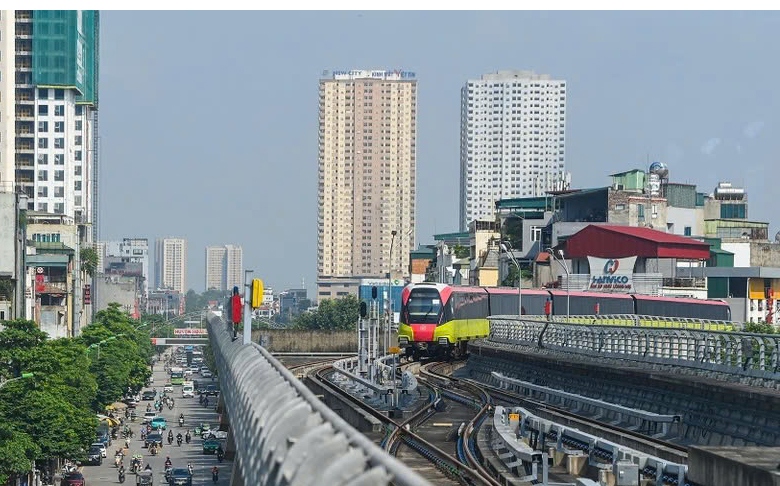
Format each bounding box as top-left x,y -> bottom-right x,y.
587,256 -> 637,293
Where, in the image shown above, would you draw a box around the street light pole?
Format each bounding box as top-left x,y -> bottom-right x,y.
243,270 -> 254,345
500,242 -> 522,316
0,372 -> 34,391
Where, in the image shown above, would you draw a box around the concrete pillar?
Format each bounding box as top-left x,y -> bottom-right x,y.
566,453 -> 588,476
229,453 -> 244,486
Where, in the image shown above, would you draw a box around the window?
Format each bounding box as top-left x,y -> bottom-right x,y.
54,121 -> 64,132
37,121 -> 48,132
54,89 -> 64,100
75,150 -> 82,161
75,120 -> 82,131
54,186 -> 64,197
720,203 -> 746,219
530,225 -> 542,242
38,138 -> 48,149
38,202 -> 48,212
614,204 -> 625,210
75,105 -> 83,116
74,195 -> 82,206
38,88 -> 49,99
37,170 -> 48,181
37,186 -> 48,197
74,166 -> 82,176
637,204 -> 645,218
37,154 -> 48,165
38,104 -> 48,116
53,202 -> 64,214
74,135 -> 82,146
54,170 -> 64,181
684,226 -> 692,236
54,154 -> 64,165
54,105 -> 64,116
74,180 -> 82,191
54,138 -> 64,148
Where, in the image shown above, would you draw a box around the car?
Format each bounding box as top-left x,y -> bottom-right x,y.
145,432 -> 164,448
150,416 -> 167,430
163,383 -> 173,393
142,390 -> 156,400
183,369 -> 193,377
60,472 -> 85,486
143,411 -> 157,424
96,430 -> 111,447
203,430 -> 228,440
201,370 -> 213,378
188,366 -> 199,374
136,470 -> 154,485
202,438 -> 221,454
91,441 -> 107,458
168,467 -> 192,486
86,445 -> 102,465
204,384 -> 219,396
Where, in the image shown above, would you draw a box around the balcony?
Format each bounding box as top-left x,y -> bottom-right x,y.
38,281 -> 68,294
662,277 -> 706,289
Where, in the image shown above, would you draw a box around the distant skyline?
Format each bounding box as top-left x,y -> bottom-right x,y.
98,11 -> 780,295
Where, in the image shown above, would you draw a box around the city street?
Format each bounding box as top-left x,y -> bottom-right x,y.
80,350 -> 233,485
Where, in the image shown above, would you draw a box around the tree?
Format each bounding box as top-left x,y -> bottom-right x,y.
292,295 -> 359,331
745,321 -> 776,334
453,244 -> 470,259
0,423 -> 39,485
80,246 -> 99,278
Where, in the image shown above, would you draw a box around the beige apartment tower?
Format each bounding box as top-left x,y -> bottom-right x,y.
316,69 -> 417,301
155,238 -> 187,294
205,244 -> 243,292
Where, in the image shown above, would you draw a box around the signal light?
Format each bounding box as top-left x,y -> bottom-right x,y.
251,278 -> 264,309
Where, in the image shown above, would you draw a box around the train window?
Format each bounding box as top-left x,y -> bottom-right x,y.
406,288 -> 442,324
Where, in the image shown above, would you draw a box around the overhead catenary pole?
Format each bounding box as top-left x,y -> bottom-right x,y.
243,270 -> 254,345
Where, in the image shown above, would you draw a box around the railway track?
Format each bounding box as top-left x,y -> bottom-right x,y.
311,361 -> 499,486
422,361 -> 689,485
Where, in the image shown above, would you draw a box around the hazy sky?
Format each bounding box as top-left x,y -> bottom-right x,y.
99,10 -> 780,295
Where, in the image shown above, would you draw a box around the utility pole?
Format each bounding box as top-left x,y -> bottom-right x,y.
243,270 -> 254,345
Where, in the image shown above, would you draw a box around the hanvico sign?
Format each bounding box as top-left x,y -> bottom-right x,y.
587,256 -> 637,292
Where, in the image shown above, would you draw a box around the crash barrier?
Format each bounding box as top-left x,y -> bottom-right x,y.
333,355 -> 418,395
205,313 -> 432,486
493,406 -> 688,486
489,317 -> 780,386
492,372 -> 681,437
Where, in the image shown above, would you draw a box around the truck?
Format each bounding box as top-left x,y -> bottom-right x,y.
182,381 -> 195,398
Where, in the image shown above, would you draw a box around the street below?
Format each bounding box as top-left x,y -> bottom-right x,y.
80,350 -> 232,485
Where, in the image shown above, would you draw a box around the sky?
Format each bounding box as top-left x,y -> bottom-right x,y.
98,10 -> 780,296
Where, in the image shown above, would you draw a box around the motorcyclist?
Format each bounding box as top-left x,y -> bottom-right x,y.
185,430 -> 191,444
217,444 -> 224,462
211,466 -> 218,483
118,465 -> 125,483
145,463 -> 152,471
177,432 -> 183,446
188,463 -> 194,475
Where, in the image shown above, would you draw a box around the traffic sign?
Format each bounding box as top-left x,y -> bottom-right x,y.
36,267 -> 44,274
388,346 -> 400,354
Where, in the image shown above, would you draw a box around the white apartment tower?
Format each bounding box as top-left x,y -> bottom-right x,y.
0,12 -> 15,192
205,244 -> 243,292
460,70 -> 568,230
316,69 -> 417,301
155,238 -> 187,294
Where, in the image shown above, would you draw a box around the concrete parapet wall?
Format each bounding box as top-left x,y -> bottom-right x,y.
252,329 -> 357,352
304,375 -> 383,434
688,446 -> 780,486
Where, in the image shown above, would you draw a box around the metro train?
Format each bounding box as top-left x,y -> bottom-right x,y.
396,282 -> 732,360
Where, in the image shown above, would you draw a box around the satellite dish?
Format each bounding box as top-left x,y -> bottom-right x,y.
775,231 -> 780,243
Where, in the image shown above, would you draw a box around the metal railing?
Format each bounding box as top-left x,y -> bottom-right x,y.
489,317 -> 780,386
206,313 -> 431,486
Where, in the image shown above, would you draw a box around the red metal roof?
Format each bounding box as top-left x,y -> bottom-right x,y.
565,224 -> 710,260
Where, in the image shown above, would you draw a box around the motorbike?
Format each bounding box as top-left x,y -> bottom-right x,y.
149,446 -> 158,456
185,433 -> 191,444
212,469 -> 219,483
177,436 -> 183,446
167,435 -> 173,445
179,418 -> 184,427
118,471 -> 125,484
217,450 -> 224,463
164,466 -> 172,482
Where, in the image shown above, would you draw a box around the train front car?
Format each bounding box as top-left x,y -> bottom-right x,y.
398,283 -> 446,360
399,283 -> 492,360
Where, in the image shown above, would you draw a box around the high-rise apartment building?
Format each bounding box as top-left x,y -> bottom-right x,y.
316,69 -> 417,301
155,238 -> 187,294
205,244 -> 243,292
460,70 -> 568,230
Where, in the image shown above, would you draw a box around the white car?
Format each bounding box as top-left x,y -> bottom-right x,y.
163,383 -> 173,393
91,442 -> 107,458
201,370 -> 212,378
183,369 -> 193,377
143,411 -> 156,424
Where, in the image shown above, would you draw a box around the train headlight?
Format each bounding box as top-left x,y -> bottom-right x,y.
438,337 -> 449,346
398,337 -> 409,345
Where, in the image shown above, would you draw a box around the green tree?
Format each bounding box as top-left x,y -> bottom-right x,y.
0,423 -> 39,484
292,295 -> 359,331
745,321 -> 776,334
453,244 -> 470,259
80,246 -> 99,277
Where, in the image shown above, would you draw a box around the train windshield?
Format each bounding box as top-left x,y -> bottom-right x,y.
405,288 -> 443,324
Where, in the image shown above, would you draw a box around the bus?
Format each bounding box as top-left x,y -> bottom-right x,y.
170,367 -> 184,385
